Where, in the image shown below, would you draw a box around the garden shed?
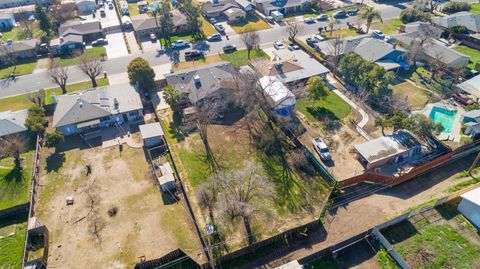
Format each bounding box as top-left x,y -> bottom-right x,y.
458,187 -> 480,228
139,122 -> 165,148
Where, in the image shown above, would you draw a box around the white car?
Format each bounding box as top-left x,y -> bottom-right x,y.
170,40 -> 190,49
316,14 -> 328,21
273,41 -> 285,50
371,30 -> 385,40
312,137 -> 332,161
304,17 -> 315,24
314,35 -> 325,42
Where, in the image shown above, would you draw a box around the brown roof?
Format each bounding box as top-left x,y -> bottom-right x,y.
58,20 -> 102,37
131,10 -> 187,32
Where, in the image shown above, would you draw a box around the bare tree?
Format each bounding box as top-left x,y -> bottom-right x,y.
0,45 -> 17,76
28,89 -> 46,107
196,175 -> 218,225
405,25 -> 439,68
16,9 -> 34,39
85,184 -> 105,242
285,19 -> 303,40
324,32 -> 345,72
48,60 -> 69,94
328,18 -> 340,37
79,55 -> 102,88
240,27 -> 260,60
430,53 -> 448,80
0,135 -> 26,168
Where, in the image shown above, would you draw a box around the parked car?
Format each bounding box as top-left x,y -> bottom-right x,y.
347,9 -> 359,16
371,30 -> 385,39
108,2 -> 114,9
273,41 -> 285,50
312,138 -> 332,161
100,8 -> 106,17
171,40 -> 189,49
149,33 -> 157,42
207,33 -> 222,41
385,36 -> 396,44
209,18 -> 216,24
332,10 -> 346,18
266,16 -> 275,24
314,35 -> 325,42
306,37 -> 317,48
214,23 -> 225,32
288,44 -> 300,50
316,14 -> 329,21
92,38 -> 108,46
304,17 -> 315,24
185,50 -> 204,61
222,44 -> 237,53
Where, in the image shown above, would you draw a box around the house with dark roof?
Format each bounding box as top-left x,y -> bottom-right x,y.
0,109 -> 28,138
131,10 -> 188,39
202,0 -> 253,18
52,83 -> 144,136
0,39 -> 37,64
433,12 -> 480,33
255,0 -> 312,16
58,20 -> 104,44
164,61 -> 236,105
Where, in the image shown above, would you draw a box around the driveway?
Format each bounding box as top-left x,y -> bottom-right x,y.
105,31 -> 129,59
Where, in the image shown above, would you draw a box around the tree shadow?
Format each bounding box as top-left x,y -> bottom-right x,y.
168,111 -> 191,142
4,165 -> 24,183
380,220 -> 419,244
306,106 -> 339,122
46,152 -> 65,173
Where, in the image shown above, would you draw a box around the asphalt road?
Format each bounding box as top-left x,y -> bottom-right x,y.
0,2 -> 408,98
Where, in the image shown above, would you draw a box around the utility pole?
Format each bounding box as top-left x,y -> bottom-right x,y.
468,151 -> 480,175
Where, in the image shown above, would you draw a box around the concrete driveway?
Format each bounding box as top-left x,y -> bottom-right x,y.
105,31 -> 129,59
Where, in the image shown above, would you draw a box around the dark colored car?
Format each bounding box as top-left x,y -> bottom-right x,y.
92,38 -> 108,46
347,9 -> 359,16
222,44 -> 237,53
184,50 -> 204,61
306,37 -> 317,48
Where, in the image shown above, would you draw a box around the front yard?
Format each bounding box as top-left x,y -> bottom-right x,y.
370,18 -> 402,35
471,3 -> 480,15
0,59 -> 38,79
56,47 -> 107,66
0,213 -> 28,268
0,149 -> 34,210
454,45 -> 480,70
219,49 -> 270,68
229,14 -> 270,33
0,24 -> 44,42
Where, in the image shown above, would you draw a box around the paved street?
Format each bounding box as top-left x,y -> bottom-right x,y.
0,1 -> 410,98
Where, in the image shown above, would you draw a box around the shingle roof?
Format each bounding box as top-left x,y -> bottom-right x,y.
433,11 -> 480,33
458,75 -> 480,98
256,0 -> 311,10
131,10 -> 187,31
52,83 -> 143,128
58,20 -> 102,37
202,0 -> 238,15
0,39 -> 37,55
0,109 -> 28,137
353,38 -> 396,62
463,109 -> 480,120
139,122 -> 164,139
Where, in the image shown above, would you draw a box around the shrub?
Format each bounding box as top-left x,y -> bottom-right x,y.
25,104 -> 46,133
44,130 -> 64,148
127,57 -> 155,91
400,8 -> 431,23
450,25 -> 469,34
442,2 -> 470,14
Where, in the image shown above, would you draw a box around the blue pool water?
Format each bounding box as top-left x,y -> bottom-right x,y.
428,106 -> 456,134
148,1 -> 162,11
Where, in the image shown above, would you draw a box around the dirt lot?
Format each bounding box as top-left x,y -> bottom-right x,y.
36,137 -> 204,268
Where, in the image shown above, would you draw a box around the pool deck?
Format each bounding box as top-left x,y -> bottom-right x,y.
417,100 -> 464,143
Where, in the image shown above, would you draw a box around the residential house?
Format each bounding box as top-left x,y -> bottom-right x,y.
58,20 -> 104,44
252,48 -> 329,83
0,0 -> 52,9
131,10 -> 188,39
49,34 -> 84,56
0,39 -> 37,64
462,109 -> 480,124
164,61 -> 236,105
0,109 -> 28,138
354,130 -> 423,170
255,0 -> 312,16
433,12 -> 480,33
458,74 -> 480,101
139,122 -> 164,147
235,0 -> 254,12
224,7 -> 246,22
0,12 -> 14,30
259,76 -> 296,117
1,4 -> 35,21
457,187 -> 480,228
202,0 -> 239,18
52,83 -> 144,136
76,0 -> 96,14
461,109 -> 480,138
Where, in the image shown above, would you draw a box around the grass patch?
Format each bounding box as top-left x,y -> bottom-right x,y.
56,47 -> 106,66
200,16 -> 217,36
471,3 -> 480,15
161,32 -> 205,47
454,45 -> 480,70
230,14 -> 270,33
392,82 -> 430,110
0,59 -> 38,79
401,198 -> 437,215
296,91 -> 352,123
448,177 -> 480,193
325,28 -> 358,39
0,213 -> 28,268
376,248 -> 401,269
0,78 -> 109,112
0,24 -> 43,42
294,38 -> 324,61
304,254 -> 339,269
370,18 -> 402,35
0,150 -> 34,210
173,54 -> 222,70
219,49 -> 269,68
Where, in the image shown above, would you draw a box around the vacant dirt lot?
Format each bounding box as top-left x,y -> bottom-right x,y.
36,137 -> 204,268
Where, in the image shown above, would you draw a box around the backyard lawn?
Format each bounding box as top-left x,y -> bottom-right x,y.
370,18 -> 402,35
0,59 -> 38,79
471,3 -> 480,15
454,45 -> 480,70
229,14 -> 270,33
56,47 -> 107,66
0,78 -> 109,112
0,150 -> 34,210
392,82 -> 431,110
296,90 -> 352,123
0,213 -> 28,268
0,24 -> 44,42
219,49 -> 269,68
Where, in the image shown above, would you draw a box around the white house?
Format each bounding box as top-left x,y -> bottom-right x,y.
259,76 -> 295,117
458,187 -> 480,228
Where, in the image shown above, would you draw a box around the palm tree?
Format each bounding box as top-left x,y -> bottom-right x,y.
149,7 -> 161,44
360,7 -> 382,34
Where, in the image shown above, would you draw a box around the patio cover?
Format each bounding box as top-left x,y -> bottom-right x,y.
76,119 -> 100,128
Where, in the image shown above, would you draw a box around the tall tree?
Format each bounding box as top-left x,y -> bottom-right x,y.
240,27 -> 260,60
159,0 -> 175,46
79,55 -> 102,88
28,89 -> 46,107
328,17 -> 340,37
0,46 -> 17,76
163,85 -> 181,110
25,104 -> 46,133
0,135 -> 26,168
360,7 -> 382,34
127,57 -> 155,91
149,6 -> 161,39
48,60 -> 69,94
35,2 -> 51,34
306,76 -> 328,105
285,19 -> 303,40
183,0 -> 201,36
16,9 -> 34,39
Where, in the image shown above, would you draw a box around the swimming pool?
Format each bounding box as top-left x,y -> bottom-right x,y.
428,106 -> 457,134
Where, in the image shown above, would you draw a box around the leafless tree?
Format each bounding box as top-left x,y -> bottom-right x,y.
85,184 -> 105,243
0,135 -> 27,168
430,53 -> 448,80
0,45 -> 17,76
217,161 -> 275,244
404,25 -> 439,68
48,60 -> 69,94
287,150 -> 315,176
196,175 -> 218,225
240,27 -> 260,60
79,54 -> 102,88
28,89 -> 46,107
324,32 -> 345,72
285,19 -> 303,40
16,10 -> 34,39
328,18 -> 340,37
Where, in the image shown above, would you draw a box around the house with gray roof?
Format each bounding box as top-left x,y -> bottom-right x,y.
52,83 -> 143,136
458,74 -> 480,100
131,10 -> 188,39
433,12 -> 480,33
202,0 -> 253,18
58,20 -> 104,44
164,61 -> 236,104
0,109 -> 28,138
0,39 -> 37,64
255,0 -> 312,16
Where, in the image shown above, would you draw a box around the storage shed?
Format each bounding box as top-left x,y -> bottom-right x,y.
139,122 -> 164,148
259,76 -> 295,117
458,187 -> 480,228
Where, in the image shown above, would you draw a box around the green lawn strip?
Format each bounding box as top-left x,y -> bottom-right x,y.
448,177 -> 480,193
371,18 -> 402,35
303,254 -> 339,269
56,47 -> 107,67
0,78 -> 109,112
219,49 -> 270,68
0,213 -> 28,268
471,3 -> 480,15
0,25 -> 43,42
229,14 -> 271,33
376,248 -> 401,269
296,91 -> 352,123
161,32 -> 205,47
200,16 -> 218,36
393,224 -> 480,268
454,45 -> 480,70
0,59 -> 38,79
0,150 -> 34,210
294,38 -> 324,60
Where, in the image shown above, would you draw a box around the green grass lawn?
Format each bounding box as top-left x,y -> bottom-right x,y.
325,28 -> 358,39
0,150 -> 34,210
56,47 -> 107,67
0,213 -> 28,268
304,255 -> 339,269
219,49 -> 269,68
230,14 -> 270,33
0,78 -> 109,112
0,59 -> 38,79
296,90 -> 352,122
0,24 -> 43,42
200,16 -> 218,36
392,82 -> 431,110
375,248 -> 401,269
370,18 -> 402,35
161,32 -> 205,47
471,3 -> 480,15
454,45 -> 480,70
